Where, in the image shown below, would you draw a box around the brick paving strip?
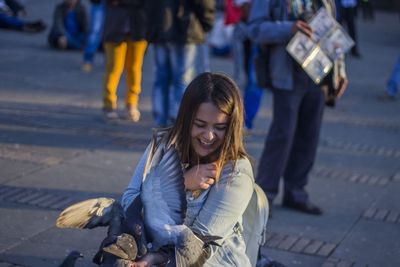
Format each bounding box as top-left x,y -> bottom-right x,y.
362,207 -> 400,224
322,257 -> 359,267
0,261 -> 26,267
0,185 -> 77,211
264,231 -> 337,257
310,166 -> 392,186
320,138 -> 400,158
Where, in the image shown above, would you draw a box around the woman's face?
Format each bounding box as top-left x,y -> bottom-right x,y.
191,102 -> 228,160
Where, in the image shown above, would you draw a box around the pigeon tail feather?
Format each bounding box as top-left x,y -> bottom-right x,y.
56,198 -> 115,229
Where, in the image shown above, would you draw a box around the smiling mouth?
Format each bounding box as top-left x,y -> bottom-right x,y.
199,139 -> 214,146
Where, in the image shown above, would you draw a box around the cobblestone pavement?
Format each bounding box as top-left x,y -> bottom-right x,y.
0,1 -> 399,266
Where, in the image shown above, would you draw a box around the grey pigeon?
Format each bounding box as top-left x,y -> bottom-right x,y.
56,196 -> 146,264
141,144 -> 221,267
59,250 -> 83,267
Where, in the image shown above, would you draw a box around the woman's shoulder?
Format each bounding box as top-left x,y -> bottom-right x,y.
220,157 -> 254,184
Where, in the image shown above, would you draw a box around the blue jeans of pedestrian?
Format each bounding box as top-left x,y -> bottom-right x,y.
152,43 -> 197,127
386,56 -> 400,97
83,2 -> 104,63
0,13 -> 24,30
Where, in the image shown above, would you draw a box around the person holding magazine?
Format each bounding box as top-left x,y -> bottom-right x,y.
248,0 -> 348,215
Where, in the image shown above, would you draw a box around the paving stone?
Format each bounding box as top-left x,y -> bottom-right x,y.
290,238 -> 311,253
303,240 -> 324,255
266,233 -> 286,248
316,243 -> 337,257
374,209 -> 389,221
363,207 -> 377,219
277,235 -> 299,250
336,260 -> 354,267
386,210 -> 399,223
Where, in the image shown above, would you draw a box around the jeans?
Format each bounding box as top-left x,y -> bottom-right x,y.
152,43 -> 197,127
83,2 -> 105,63
64,31 -> 86,49
386,56 -> 400,97
0,13 -> 24,30
257,85 -> 324,204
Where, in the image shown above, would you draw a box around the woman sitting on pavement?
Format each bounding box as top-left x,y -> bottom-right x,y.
121,72 -> 258,266
0,0 -> 46,33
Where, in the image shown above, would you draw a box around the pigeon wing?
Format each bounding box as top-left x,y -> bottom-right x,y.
56,197 -> 115,229
141,147 -> 186,228
175,229 -> 209,267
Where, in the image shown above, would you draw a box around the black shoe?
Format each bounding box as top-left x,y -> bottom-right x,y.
351,51 -> 362,58
282,200 -> 323,215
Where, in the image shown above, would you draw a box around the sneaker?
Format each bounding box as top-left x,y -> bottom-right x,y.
23,20 -> 46,33
103,109 -> 119,121
81,62 -> 93,73
124,106 -> 141,122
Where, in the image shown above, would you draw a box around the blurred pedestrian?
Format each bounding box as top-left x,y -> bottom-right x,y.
229,0 -> 264,130
81,0 -> 105,72
48,0 -> 88,50
379,56 -> 399,101
101,0 -> 148,122
147,0 -> 216,127
337,0 -> 361,58
248,0 -> 348,215
0,0 -> 46,33
359,0 -> 374,21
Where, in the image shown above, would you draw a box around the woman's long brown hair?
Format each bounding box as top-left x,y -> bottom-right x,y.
166,72 -> 248,182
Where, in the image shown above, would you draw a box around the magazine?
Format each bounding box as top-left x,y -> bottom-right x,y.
286,8 -> 354,84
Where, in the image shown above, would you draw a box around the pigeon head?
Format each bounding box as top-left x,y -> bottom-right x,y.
59,250 -> 83,267
68,250 -> 84,259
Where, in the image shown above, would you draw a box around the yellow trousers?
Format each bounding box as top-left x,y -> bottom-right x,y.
103,40 -> 148,110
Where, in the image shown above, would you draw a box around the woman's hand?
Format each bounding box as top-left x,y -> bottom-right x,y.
184,163 -> 217,191
291,20 -> 313,38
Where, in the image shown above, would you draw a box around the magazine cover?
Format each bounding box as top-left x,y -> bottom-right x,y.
286,8 -> 354,84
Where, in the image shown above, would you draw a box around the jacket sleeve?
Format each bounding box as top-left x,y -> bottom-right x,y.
189,160 -> 254,255
121,145 -> 150,211
192,0 -> 216,33
247,0 -> 294,44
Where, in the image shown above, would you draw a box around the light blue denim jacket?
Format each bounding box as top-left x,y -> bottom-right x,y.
247,0 -> 345,91
121,145 -> 254,266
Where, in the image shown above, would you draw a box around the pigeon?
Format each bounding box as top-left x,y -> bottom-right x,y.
141,144 -> 221,267
56,196 -> 146,264
58,250 -> 83,267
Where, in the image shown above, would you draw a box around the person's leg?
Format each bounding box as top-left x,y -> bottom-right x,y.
282,88 -> 324,204
386,56 -> 400,97
124,39 -> 148,121
103,41 -> 127,112
169,43 -> 197,123
64,31 -> 85,50
345,7 -> 360,56
152,44 -> 172,127
0,13 -> 24,30
256,89 -> 303,203
83,3 -> 105,66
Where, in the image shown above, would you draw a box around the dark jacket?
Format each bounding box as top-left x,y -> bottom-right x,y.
103,0 -> 147,43
48,1 -> 88,38
146,0 -> 216,44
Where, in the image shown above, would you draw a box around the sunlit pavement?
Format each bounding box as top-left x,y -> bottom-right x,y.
0,2 -> 399,266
